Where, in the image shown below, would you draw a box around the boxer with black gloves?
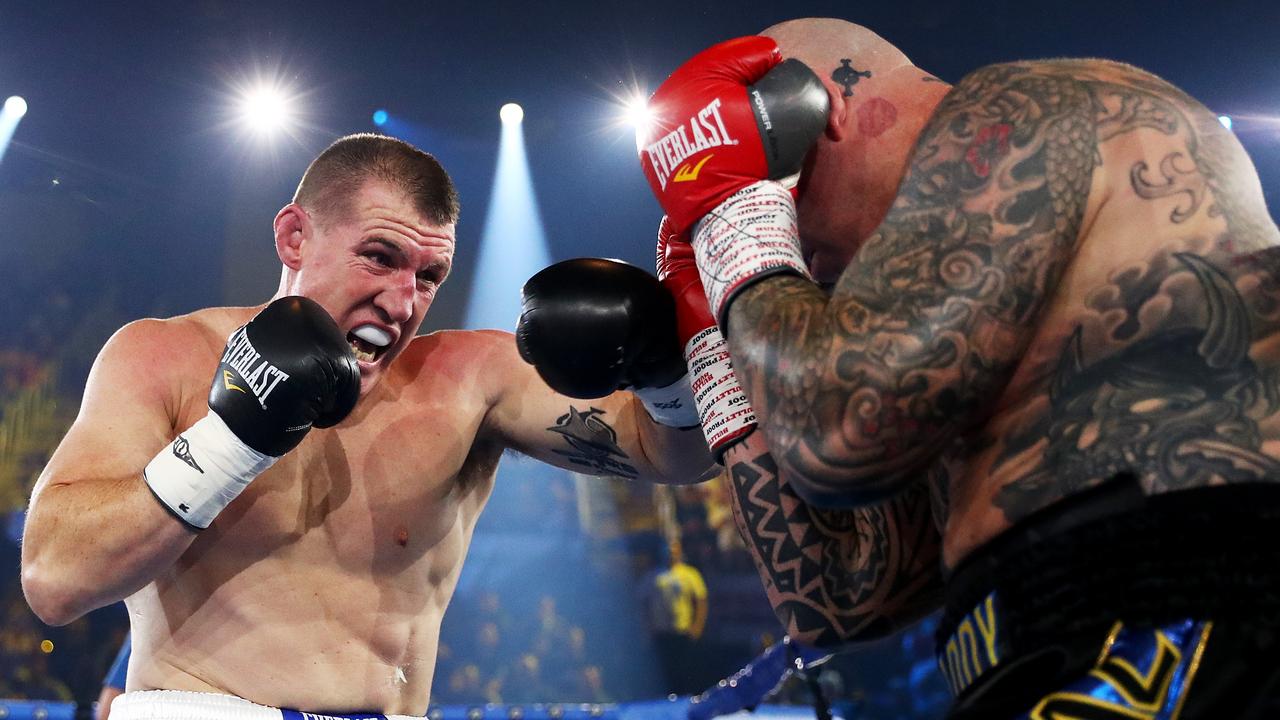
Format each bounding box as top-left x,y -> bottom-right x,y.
638,18 -> 1280,718
517,255 -> 752,457
144,296 -> 360,529
22,133 -> 715,719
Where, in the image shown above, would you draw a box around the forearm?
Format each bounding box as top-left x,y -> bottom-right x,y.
22,473 -> 197,625
721,432 -> 943,648
631,398 -> 719,485
725,276 -> 936,503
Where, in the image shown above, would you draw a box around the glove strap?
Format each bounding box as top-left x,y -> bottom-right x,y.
144,413 -> 277,529
632,373 -> 701,428
692,179 -> 810,329
685,325 -> 757,456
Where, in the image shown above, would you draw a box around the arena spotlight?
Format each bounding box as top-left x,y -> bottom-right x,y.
1219,115 -> 1233,131
464,101 -> 548,330
372,109 -> 389,127
623,94 -> 651,132
237,81 -> 295,137
0,95 -> 28,164
500,102 -> 524,125
4,96 -> 27,119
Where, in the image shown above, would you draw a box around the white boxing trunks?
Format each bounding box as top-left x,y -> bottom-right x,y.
110,691 -> 425,720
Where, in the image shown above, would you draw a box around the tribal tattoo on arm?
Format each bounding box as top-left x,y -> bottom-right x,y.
726,62 -> 1098,500
723,437 -> 944,647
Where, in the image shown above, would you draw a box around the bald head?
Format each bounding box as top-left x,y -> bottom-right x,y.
761,18 -> 914,82
756,18 -> 951,281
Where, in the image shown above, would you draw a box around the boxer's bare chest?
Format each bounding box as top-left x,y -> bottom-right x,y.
170,355 -> 500,579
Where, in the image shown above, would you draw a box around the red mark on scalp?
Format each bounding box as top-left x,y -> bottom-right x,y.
857,97 -> 898,138
395,527 -> 409,547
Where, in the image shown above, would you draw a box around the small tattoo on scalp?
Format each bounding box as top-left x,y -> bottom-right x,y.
832,59 -> 872,97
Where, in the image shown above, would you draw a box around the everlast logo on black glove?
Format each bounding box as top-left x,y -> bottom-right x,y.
220,328 -> 291,409
645,98 -> 738,190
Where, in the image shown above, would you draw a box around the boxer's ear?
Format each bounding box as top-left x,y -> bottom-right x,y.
822,82 -> 848,142
274,204 -> 307,270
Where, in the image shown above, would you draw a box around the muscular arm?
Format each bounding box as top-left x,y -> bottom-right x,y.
725,62 -> 1100,503
484,330 -> 717,485
721,432 -> 942,647
22,320 -> 202,625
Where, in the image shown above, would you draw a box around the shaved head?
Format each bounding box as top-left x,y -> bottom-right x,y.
761,18 -> 915,83
757,18 -> 951,281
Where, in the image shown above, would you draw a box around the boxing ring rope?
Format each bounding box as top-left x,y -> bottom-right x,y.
0,638 -> 835,720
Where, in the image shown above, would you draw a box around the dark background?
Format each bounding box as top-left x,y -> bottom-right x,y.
2,0 -> 1277,330
0,1 -> 1276,717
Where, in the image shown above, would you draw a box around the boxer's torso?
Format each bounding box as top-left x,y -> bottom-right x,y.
126,307 -> 509,713
940,59 -> 1280,566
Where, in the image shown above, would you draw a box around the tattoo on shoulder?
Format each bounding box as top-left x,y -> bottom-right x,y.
729,61 -> 1100,493
986,63 -> 1280,522
547,406 -> 638,479
728,57 -> 1280,521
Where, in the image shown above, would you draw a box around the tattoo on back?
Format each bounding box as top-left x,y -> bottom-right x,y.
547,406 -> 638,479
724,58 -> 1280,525
992,253 -> 1280,519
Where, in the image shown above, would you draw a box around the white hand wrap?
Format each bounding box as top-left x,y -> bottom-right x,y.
144,412 -> 277,529
633,373 -> 701,428
685,325 -> 756,455
692,179 -> 810,327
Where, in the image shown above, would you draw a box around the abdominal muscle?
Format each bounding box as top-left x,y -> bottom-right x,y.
123,420 -> 496,714
125,529 -> 469,714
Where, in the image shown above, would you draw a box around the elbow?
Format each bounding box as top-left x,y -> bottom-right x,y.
773,426 -> 923,508
773,605 -> 898,652
787,473 -> 911,508
779,456 -> 915,509
21,555 -> 87,626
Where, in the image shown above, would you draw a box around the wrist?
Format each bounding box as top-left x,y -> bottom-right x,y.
143,412 -> 277,529
691,180 -> 810,328
633,374 -> 701,428
684,325 -> 757,457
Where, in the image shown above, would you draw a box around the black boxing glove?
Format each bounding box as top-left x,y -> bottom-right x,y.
516,258 -> 700,428
145,297 -> 360,529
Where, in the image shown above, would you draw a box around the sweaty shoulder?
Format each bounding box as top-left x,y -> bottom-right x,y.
107,308 -> 243,374
81,307 -> 251,432
392,329 -> 526,405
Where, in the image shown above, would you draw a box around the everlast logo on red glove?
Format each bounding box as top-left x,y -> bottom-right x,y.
644,98 -> 739,191
637,35 -> 830,236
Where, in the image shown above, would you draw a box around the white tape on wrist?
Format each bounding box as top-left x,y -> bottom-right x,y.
144,413 -> 277,529
633,373 -> 701,428
685,325 -> 757,454
692,180 -> 810,327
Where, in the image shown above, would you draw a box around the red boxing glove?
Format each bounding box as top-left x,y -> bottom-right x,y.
655,217 -> 757,457
638,36 -> 828,236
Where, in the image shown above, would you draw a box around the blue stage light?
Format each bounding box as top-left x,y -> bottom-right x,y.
373,109 -> 388,127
